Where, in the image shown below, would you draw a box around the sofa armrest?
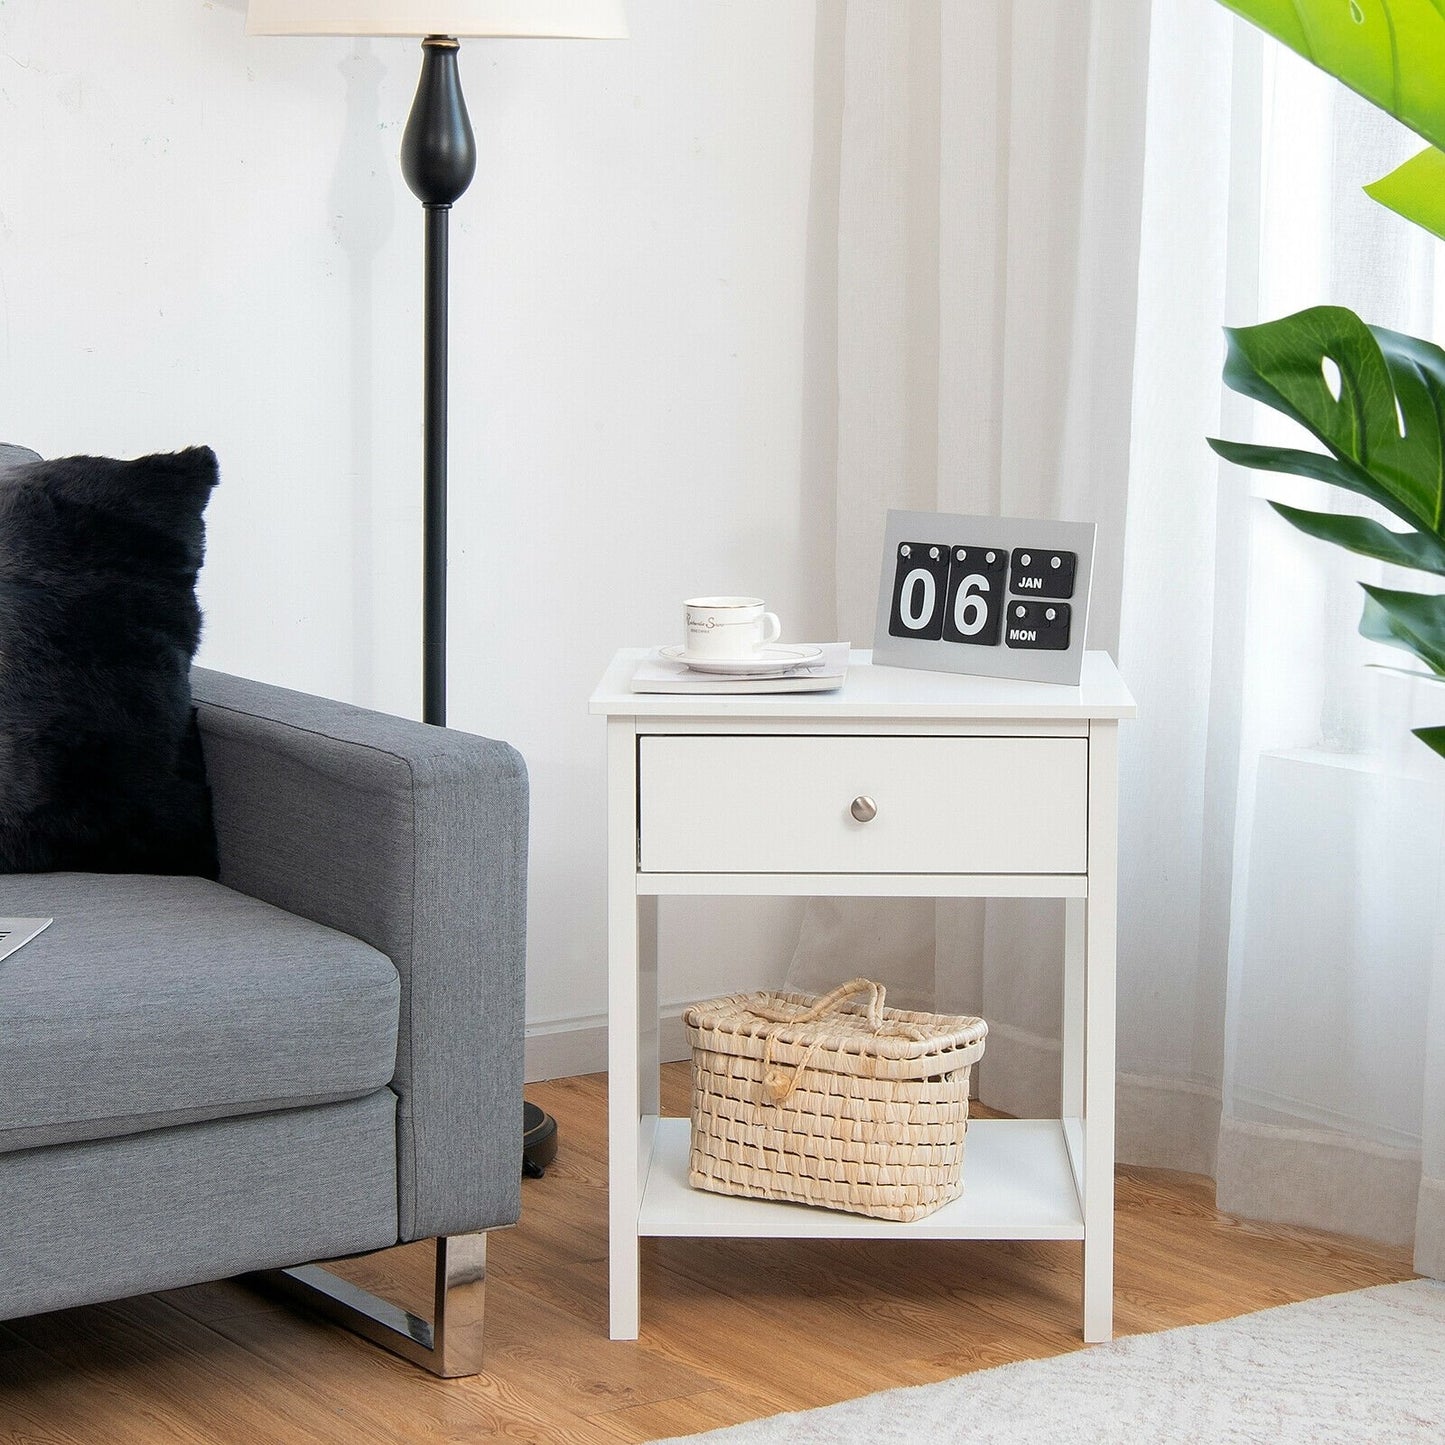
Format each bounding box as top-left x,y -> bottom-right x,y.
190,667 -> 528,1241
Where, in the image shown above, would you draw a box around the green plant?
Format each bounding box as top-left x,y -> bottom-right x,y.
1207,309 -> 1445,753
1216,0 -> 1445,241
1209,1 -> 1445,755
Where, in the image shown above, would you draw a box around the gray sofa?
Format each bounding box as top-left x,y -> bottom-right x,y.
0,668 -> 528,1375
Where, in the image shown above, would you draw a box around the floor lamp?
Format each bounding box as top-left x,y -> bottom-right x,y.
247,0 -> 627,1181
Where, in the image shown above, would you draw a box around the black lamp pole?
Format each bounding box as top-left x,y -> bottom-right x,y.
400,36 -> 476,728
398,40 -> 558,1176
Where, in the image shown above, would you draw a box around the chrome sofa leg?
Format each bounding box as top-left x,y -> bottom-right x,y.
259,1233 -> 488,1377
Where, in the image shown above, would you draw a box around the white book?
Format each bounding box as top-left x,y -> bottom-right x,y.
0,918 -> 53,963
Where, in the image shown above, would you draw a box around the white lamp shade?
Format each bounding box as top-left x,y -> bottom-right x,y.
246,0 -> 626,39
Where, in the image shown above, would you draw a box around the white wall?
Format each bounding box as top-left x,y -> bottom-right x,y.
0,1 -> 827,1060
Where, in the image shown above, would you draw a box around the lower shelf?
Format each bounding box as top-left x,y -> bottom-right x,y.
636,1116 -> 1085,1241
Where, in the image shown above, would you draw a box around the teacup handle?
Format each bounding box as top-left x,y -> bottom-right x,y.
760,612 -> 781,644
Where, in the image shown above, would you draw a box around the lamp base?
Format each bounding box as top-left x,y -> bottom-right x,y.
523,1101 -> 558,1179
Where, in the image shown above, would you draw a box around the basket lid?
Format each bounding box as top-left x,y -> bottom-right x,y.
682,978 -> 987,1064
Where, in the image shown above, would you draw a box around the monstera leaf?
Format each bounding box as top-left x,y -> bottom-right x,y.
1365,146 -> 1445,239
1217,0 -> 1445,239
1208,304 -> 1445,755
1360,585 -> 1445,672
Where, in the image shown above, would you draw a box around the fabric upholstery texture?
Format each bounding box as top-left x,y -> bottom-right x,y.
0,443 -> 41,471
0,871 -> 399,1155
0,448 -> 220,877
191,668 -> 529,1240
0,1092 -> 398,1322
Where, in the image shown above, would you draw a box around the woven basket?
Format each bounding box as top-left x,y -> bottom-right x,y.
683,978 -> 987,1222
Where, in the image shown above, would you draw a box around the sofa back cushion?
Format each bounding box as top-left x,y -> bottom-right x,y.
0,444 -> 41,471
0,447 -> 220,876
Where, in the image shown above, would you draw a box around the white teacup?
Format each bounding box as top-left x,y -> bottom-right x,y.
684,596 -> 782,659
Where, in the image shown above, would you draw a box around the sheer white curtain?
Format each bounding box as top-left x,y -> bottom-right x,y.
1124,0 -> 1445,1275
788,0 -> 1152,1118
795,0 -> 1445,1277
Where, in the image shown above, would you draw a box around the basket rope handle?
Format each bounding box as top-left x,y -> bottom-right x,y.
761,1035 -> 824,1106
747,977 -> 889,1030
752,979 -> 924,1105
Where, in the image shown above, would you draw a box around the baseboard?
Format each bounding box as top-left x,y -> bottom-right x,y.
525,1008 -> 691,1084
1416,1176 -> 1445,1279
973,1018 -> 1060,1119
1216,1115 -> 1422,1247
1117,1072 -> 1222,1177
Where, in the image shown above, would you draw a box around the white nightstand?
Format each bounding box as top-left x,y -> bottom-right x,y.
589,648 -> 1136,1343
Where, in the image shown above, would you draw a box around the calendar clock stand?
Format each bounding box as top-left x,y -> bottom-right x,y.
590,649 -> 1136,1343
875,510 -> 1097,686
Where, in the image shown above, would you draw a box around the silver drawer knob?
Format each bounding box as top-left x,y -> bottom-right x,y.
850,795 -> 878,823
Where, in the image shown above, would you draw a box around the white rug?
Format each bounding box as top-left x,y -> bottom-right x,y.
658,1281 -> 1445,1444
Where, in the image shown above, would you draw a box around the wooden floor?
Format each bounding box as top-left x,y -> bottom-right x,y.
0,1065 -> 1417,1444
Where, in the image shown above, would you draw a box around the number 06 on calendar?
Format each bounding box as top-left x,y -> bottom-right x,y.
872,510 -> 1096,685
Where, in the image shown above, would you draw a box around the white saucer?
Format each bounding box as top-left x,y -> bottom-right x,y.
658,644 -> 824,675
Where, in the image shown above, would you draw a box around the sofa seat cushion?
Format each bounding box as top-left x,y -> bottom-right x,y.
0,872 -> 400,1155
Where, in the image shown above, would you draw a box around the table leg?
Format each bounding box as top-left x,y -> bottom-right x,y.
608,721 -> 641,1340
1062,896 -> 1085,1120
640,894 -> 660,1119
1082,722 -> 1118,1343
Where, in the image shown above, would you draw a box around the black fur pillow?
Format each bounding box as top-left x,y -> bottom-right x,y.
0,447 -> 221,877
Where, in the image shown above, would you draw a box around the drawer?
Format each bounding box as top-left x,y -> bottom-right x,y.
638,735 -> 1088,875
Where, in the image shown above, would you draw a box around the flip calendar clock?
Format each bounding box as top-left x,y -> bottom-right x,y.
873,511 -> 1096,685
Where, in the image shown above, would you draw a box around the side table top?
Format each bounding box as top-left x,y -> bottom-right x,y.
589,649 -> 1136,721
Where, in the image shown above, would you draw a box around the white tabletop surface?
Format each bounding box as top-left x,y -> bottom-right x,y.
589,648 -> 1136,720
